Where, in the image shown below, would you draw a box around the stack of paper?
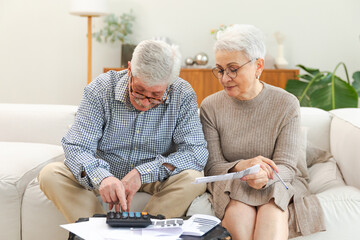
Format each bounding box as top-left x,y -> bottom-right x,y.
182,214 -> 221,236
61,218 -> 182,240
61,214 -> 222,240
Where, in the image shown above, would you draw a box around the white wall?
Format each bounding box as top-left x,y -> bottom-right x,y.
0,0 -> 359,105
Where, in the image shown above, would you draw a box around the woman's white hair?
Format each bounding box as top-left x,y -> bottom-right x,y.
131,40 -> 181,86
215,24 -> 266,60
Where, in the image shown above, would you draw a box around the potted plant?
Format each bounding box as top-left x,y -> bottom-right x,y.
285,63 -> 360,111
93,10 -> 136,67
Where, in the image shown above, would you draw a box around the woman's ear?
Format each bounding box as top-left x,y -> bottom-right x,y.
256,58 -> 265,78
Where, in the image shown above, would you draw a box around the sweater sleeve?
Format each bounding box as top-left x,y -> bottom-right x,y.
266,98 -> 301,187
200,99 -> 241,176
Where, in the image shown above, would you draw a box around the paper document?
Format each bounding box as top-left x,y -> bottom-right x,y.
182,214 -> 221,236
61,215 -> 222,239
61,217 -> 182,240
193,164 -> 260,184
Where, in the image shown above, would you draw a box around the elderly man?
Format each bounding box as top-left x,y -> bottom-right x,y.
39,40 -> 208,223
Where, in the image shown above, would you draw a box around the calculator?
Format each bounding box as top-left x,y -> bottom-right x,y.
106,211 -> 152,228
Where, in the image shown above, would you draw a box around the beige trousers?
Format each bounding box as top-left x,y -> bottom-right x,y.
38,161 -> 206,223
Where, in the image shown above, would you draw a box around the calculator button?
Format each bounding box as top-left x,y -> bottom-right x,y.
106,211 -> 152,228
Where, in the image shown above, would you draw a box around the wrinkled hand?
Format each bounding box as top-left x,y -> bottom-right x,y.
121,168 -> 142,212
99,176 -> 127,212
233,155 -> 278,180
242,168 -> 269,189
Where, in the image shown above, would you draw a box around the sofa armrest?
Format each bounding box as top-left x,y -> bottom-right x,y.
0,104 -> 77,146
330,108 -> 360,189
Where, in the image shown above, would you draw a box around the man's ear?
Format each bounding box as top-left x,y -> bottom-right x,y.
127,61 -> 131,77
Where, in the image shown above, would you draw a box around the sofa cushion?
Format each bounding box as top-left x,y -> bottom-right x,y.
306,142 -> 333,168
300,107 -> 331,152
308,158 -> 345,194
297,127 -> 309,180
330,108 -> 360,189
186,192 -> 215,217
0,142 -> 64,240
22,178 -> 68,240
0,104 -> 77,145
291,186 -> 360,239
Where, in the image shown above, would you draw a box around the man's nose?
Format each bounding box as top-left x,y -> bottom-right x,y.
139,98 -> 152,106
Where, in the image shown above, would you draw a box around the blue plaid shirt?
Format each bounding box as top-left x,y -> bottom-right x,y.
62,70 -> 208,190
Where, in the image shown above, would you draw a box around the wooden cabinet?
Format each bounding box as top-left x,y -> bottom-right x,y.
104,68 -> 299,106
179,68 -> 222,107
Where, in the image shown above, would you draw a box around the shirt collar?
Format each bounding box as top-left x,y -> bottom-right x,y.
115,71 -> 130,103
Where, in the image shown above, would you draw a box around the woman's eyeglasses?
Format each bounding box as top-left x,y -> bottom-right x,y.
212,58 -> 258,80
129,73 -> 170,105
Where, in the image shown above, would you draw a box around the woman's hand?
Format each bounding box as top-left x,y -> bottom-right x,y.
242,168 -> 269,189
232,155 -> 278,180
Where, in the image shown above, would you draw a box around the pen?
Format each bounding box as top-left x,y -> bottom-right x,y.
268,164 -> 288,190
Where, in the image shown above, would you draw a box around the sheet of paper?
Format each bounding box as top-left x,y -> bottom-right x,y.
193,164 -> 260,184
182,214 -> 221,236
61,218 -> 110,240
61,217 -> 182,240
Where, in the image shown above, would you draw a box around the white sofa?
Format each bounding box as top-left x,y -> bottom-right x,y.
1,104 -> 359,240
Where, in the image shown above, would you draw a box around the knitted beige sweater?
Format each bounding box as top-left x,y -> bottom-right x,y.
200,82 -> 325,237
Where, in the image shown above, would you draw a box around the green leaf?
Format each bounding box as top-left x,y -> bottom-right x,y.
284,80 -> 314,107
298,74 -> 312,82
296,64 -> 320,76
285,80 -> 308,98
308,76 -> 358,110
352,71 -> 360,95
92,10 -> 135,44
285,63 -> 359,110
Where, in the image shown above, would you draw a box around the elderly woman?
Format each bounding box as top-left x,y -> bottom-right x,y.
200,24 -> 325,240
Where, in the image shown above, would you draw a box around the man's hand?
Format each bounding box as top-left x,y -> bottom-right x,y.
121,168 -> 142,212
99,176 -> 127,212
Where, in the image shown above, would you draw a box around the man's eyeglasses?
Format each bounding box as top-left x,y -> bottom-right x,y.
212,58 -> 258,80
129,73 -> 170,105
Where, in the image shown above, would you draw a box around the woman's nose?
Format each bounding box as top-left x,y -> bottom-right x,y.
220,73 -> 232,84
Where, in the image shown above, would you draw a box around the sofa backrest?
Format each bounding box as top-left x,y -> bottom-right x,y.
300,107 -> 331,152
329,108 -> 360,189
0,104 -> 77,146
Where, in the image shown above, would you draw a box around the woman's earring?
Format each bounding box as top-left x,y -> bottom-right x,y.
256,75 -> 260,79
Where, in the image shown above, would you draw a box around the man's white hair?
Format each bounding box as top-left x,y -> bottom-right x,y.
215,24 -> 266,60
131,40 -> 181,86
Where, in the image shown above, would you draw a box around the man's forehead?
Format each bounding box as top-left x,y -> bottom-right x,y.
132,76 -> 168,92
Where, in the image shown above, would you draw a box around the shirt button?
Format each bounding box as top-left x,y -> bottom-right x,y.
140,112 -> 144,114
134,147 -> 137,150
136,130 -> 140,134
147,169 -> 151,172
130,164 -> 134,168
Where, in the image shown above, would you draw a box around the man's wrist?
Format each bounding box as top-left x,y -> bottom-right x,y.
162,163 -> 175,171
